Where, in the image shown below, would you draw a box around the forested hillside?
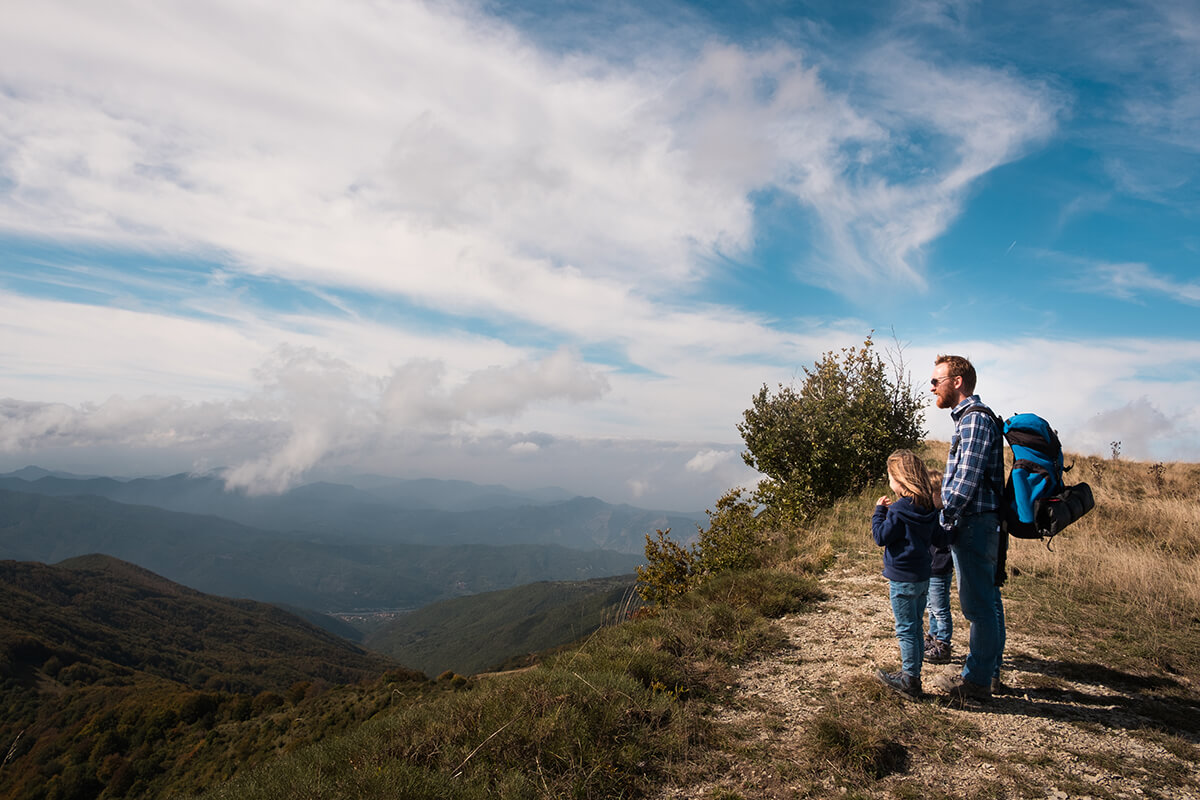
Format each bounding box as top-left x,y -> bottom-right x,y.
364,574 -> 639,676
0,556 -> 424,800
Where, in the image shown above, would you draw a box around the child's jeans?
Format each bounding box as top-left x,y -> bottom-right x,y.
889,579 -> 930,678
927,572 -> 953,644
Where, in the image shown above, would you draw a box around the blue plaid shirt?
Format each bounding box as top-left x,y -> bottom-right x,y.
942,395 -> 1004,527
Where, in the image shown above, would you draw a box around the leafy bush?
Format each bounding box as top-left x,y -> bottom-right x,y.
738,336 -> 925,522
637,489 -> 767,605
636,529 -> 697,605
694,489 -> 763,576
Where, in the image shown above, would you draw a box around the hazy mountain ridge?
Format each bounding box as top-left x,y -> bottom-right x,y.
0,469 -> 705,553
0,488 -> 644,612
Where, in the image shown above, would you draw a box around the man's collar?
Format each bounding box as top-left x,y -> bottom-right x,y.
950,395 -> 982,420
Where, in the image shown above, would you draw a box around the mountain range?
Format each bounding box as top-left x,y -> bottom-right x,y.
0,486 -> 644,613
0,469 -> 704,553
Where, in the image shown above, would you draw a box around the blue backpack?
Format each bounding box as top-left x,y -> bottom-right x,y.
960,409 -> 1095,547
1000,412 -> 1094,546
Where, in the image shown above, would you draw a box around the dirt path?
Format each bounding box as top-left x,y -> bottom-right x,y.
659,557 -> 1200,799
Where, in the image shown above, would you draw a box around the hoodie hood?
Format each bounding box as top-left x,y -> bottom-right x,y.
891,497 -> 940,528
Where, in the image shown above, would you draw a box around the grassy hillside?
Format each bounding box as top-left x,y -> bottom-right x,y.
183,451 -> 1200,799
364,574 -> 640,676
0,555 -> 425,800
0,488 -> 644,611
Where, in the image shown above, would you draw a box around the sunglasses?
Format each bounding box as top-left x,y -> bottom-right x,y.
930,376 -> 955,387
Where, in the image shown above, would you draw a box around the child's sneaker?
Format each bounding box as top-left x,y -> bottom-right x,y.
876,669 -> 922,699
925,639 -> 952,664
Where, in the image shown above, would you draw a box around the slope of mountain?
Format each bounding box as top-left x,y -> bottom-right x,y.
0,488 -> 644,611
364,574 -> 640,677
0,471 -> 704,553
0,556 -> 422,800
0,555 -> 399,691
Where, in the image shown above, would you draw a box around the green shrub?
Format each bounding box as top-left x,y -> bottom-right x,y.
636,529 -> 698,605
738,336 -> 925,522
694,489 -> 764,576
637,489 -> 770,606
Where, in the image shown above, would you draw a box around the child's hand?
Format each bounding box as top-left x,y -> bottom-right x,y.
876,496 -> 891,507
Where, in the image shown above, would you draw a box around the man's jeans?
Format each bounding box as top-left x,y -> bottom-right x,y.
927,572 -> 953,644
889,579 -> 929,678
950,512 -> 1005,687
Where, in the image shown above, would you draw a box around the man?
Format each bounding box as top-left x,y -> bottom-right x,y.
929,354 -> 1006,702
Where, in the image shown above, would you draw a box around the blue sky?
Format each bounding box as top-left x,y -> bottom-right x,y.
1,0 -> 1197,510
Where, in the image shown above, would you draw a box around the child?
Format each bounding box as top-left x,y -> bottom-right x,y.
873,450 -> 941,698
924,468 -> 954,664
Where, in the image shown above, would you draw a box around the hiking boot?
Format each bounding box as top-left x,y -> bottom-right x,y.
991,675 -> 1011,695
931,673 -> 991,703
876,669 -> 922,699
925,639 -> 952,664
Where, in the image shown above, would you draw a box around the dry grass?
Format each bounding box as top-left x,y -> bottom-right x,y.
1004,455 -> 1200,681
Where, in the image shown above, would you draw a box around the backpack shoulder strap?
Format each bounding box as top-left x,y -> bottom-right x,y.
957,405 -> 1006,495
959,405 -> 1003,433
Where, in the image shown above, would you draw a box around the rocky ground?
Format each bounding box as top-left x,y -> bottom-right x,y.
658,556 -> 1200,799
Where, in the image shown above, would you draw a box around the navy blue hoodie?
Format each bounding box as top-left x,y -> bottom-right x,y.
872,496 -> 939,582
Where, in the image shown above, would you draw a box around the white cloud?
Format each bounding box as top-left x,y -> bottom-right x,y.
1083,261 -> 1200,306
1087,397 -> 1177,462
685,448 -> 735,473
0,0 -> 1065,323
915,335 -> 1200,464
1,343 -> 612,495
791,43 -> 1059,288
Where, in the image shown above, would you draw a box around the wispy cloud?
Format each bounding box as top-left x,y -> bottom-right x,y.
791,42 -> 1059,287
0,0 -> 1063,312
1082,261 -> 1200,306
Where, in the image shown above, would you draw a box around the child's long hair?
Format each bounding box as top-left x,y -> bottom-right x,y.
886,450 -> 936,510
927,467 -> 945,510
